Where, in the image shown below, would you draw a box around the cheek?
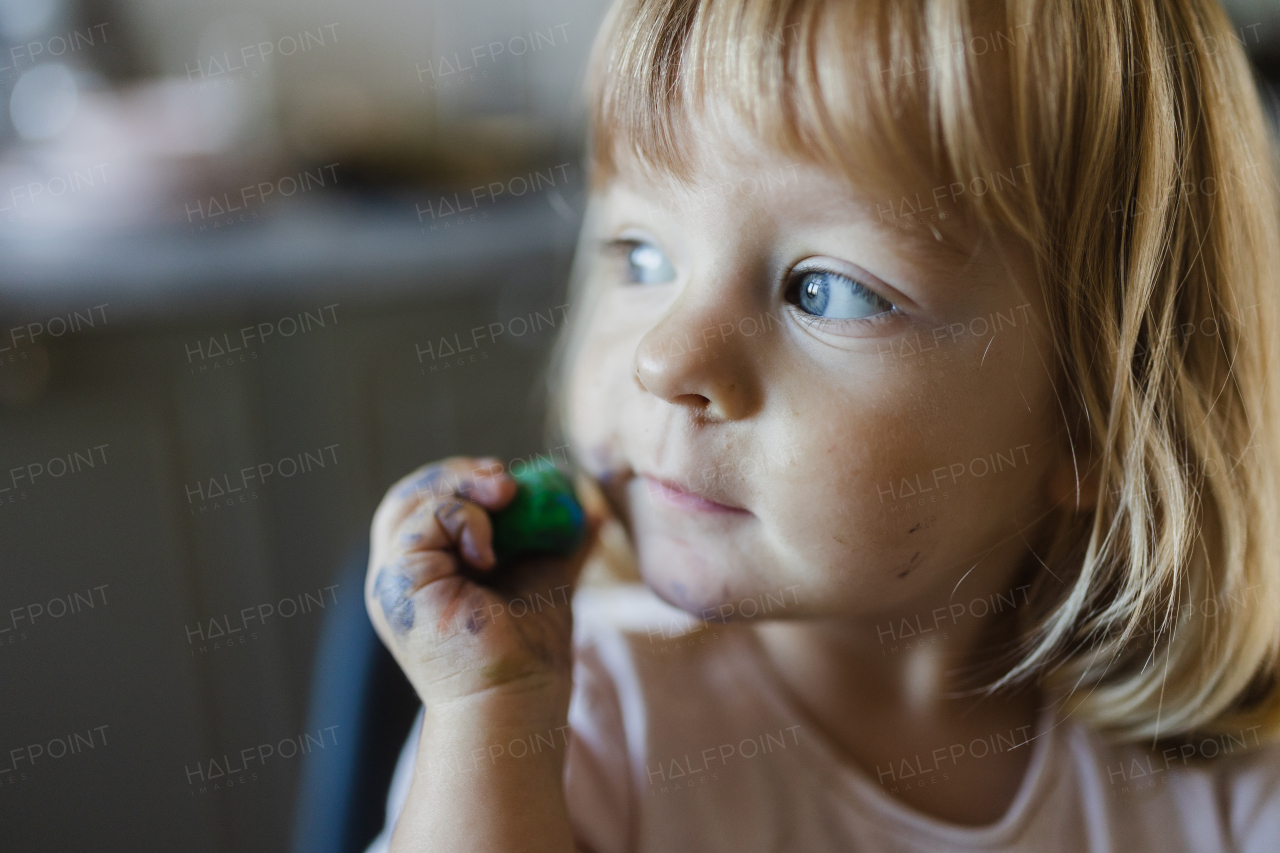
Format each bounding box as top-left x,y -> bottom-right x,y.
566,331 -> 633,469
755,447 -> 924,596
749,354 -> 1055,603
565,288 -> 673,469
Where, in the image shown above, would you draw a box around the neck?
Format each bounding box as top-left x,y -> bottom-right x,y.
750,551 -> 1043,749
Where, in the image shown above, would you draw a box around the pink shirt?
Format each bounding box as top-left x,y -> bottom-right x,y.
367,585 -> 1280,852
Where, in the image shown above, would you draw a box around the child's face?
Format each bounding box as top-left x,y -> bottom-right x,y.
566,120 -> 1071,623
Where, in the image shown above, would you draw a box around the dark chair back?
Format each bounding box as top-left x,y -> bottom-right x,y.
291,542 -> 422,853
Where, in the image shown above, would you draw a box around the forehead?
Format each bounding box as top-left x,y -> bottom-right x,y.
600,146 -> 997,278
601,98 -> 1003,255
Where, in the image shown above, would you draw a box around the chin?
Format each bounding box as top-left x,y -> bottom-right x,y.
634,537 -> 736,619
636,533 -> 797,626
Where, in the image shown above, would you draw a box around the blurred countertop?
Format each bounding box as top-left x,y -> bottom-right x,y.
0,190 -> 584,326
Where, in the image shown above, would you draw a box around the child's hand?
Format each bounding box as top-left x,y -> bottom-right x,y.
365,456 -> 602,716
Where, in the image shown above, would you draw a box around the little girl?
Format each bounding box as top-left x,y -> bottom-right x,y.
364,0 -> 1280,849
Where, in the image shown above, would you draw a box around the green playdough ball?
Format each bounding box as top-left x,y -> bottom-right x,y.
491,458 -> 586,560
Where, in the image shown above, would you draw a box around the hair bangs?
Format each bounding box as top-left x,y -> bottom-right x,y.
586,0 -> 1036,245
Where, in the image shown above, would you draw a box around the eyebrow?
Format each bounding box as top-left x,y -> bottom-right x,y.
605,175 -> 1007,284
857,201 -> 1004,284
905,224 -> 990,271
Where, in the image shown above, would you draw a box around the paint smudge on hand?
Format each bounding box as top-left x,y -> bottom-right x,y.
397,465 -> 447,500
375,566 -> 415,634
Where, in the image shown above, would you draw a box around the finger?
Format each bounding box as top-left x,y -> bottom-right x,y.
390,456 -> 499,502
391,456 -> 512,514
370,550 -> 458,637
389,498 -> 454,554
373,465 -> 445,548
455,467 -> 518,510
404,456 -> 505,502
375,457 -> 509,542
431,496 -> 498,570
387,495 -> 494,569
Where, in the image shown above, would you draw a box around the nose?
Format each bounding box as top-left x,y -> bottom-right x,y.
633,292 -> 759,421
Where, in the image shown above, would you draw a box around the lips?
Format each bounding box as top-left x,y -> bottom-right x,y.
638,472 -> 751,515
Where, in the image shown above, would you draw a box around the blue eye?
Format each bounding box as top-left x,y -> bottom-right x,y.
625,242 -> 676,284
789,270 -> 893,320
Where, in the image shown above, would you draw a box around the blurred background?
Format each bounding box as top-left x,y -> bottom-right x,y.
0,1 -> 1276,850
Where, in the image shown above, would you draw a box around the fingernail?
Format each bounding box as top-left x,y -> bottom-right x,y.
462,528 -> 493,568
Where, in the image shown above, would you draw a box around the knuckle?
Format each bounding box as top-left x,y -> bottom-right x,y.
433,498 -> 471,528
398,549 -> 444,575
404,551 -> 457,589
404,502 -> 437,529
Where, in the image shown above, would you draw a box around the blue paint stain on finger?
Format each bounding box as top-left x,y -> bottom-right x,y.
374,566 -> 415,633
396,466 -> 449,500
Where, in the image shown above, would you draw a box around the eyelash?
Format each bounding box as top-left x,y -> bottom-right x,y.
601,238 -> 899,328
602,237 -> 651,264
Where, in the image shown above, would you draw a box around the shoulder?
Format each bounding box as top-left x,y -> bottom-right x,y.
1216,732 -> 1280,850
1062,720 -> 1280,851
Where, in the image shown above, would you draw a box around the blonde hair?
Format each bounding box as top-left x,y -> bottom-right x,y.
543,0 -> 1280,746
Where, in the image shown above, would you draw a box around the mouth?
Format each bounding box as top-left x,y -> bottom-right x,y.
638,473 -> 752,516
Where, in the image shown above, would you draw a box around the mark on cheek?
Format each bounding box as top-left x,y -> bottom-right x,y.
587,442 -> 628,483
896,551 -> 923,579
653,579 -> 698,615
906,515 -> 937,535
374,566 -> 415,634
657,579 -> 725,619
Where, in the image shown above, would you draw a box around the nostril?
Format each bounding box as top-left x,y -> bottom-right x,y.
674,394 -> 715,418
